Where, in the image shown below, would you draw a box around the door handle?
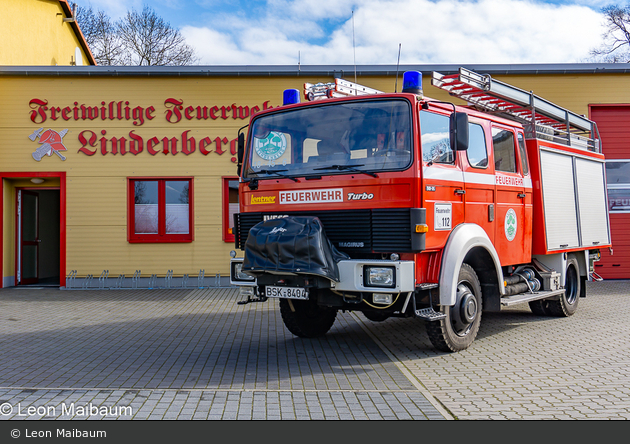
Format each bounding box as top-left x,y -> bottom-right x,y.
517,193 -> 526,198
455,189 -> 466,195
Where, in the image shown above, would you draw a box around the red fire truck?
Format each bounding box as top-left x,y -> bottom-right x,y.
229,67 -> 611,352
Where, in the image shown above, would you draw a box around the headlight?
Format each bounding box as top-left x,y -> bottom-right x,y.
364,266 -> 395,288
232,261 -> 255,282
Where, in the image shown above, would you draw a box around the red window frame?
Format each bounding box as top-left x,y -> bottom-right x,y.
127,177 -> 194,243
223,176 -> 239,242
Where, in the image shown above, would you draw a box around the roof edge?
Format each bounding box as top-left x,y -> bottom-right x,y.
1,63 -> 630,77
59,0 -> 97,66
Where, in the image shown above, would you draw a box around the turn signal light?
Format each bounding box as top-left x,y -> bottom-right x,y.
415,224 -> 428,233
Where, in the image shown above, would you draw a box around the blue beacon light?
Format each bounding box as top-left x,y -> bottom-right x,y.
283,89 -> 300,105
402,71 -> 423,95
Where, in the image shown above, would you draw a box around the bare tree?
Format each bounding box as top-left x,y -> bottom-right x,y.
72,3 -> 198,66
116,6 -> 198,66
74,4 -> 124,65
590,4 -> 630,62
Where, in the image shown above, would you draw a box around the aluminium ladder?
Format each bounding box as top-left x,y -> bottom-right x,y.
431,67 -> 600,152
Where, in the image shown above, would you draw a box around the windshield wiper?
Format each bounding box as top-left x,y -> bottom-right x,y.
313,164 -> 378,178
252,169 -> 299,182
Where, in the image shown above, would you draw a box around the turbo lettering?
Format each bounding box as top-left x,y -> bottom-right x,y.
279,189 -> 343,204
347,192 -> 374,200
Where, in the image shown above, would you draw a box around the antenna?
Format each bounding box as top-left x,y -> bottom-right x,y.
352,10 -> 357,83
298,50 -> 301,72
394,43 -> 401,92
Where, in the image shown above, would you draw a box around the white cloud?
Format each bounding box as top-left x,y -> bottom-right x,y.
183,0 -> 607,65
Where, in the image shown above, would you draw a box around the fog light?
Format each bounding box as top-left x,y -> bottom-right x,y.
239,286 -> 256,297
373,293 -> 393,304
364,266 -> 395,288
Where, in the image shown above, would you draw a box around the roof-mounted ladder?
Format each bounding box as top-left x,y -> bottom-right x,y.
432,67 -> 600,152
304,78 -> 383,101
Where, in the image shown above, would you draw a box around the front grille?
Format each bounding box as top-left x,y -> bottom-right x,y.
235,209 -> 413,254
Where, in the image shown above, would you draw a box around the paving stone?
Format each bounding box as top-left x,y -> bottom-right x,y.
4,282 -> 626,420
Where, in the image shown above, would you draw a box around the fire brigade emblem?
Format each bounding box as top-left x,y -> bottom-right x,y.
505,208 -> 517,241
254,131 -> 286,161
28,128 -> 68,161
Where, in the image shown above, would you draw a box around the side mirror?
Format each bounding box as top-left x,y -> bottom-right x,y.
450,112 -> 469,151
237,132 -> 245,176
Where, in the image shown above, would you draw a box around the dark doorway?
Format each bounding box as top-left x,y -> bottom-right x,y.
17,188 -> 60,286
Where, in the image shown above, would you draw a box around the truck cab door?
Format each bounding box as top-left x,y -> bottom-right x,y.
462,120 -> 495,243
517,132 -> 533,259
492,126 -> 529,265
420,110 -> 465,250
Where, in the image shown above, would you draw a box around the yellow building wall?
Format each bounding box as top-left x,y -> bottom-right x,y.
0,74 -> 332,280
1,70 -> 629,282
0,0 -> 91,65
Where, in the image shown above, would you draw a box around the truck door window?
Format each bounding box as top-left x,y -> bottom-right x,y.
466,123 -> 488,168
492,127 -> 517,173
517,133 -> 529,175
420,111 -> 452,164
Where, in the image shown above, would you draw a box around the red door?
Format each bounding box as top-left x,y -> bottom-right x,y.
590,105 -> 630,278
491,125 -> 528,266
462,119 -> 495,243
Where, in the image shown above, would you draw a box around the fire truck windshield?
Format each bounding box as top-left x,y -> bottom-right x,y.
245,99 -> 412,179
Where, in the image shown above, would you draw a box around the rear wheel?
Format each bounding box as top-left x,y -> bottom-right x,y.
279,293 -> 337,338
426,263 -> 483,352
547,257 -> 580,317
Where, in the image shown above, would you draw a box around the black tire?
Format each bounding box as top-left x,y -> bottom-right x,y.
547,257 -> 580,317
426,263 -> 483,352
529,299 -> 552,316
279,294 -> 337,338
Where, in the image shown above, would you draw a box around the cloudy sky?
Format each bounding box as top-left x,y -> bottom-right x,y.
73,0 -> 613,65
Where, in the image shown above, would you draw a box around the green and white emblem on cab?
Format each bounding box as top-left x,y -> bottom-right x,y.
254,131 -> 287,161
505,208 -> 517,241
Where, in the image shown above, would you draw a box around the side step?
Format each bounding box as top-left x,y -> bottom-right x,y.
500,288 -> 565,307
415,307 -> 447,321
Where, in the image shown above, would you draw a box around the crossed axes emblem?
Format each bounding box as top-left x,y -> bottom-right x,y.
29,128 -> 68,161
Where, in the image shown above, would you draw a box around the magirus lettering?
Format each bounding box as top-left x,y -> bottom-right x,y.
339,242 -> 365,248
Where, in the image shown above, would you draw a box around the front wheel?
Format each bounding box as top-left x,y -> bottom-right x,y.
279,294 -> 337,338
426,263 -> 483,352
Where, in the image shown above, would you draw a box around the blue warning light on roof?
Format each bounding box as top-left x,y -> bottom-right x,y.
402,71 -> 423,95
283,89 -> 300,105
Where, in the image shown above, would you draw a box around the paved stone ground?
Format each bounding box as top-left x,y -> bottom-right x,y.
0,281 -> 628,421
0,287 -> 443,420
358,280 -> 630,420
